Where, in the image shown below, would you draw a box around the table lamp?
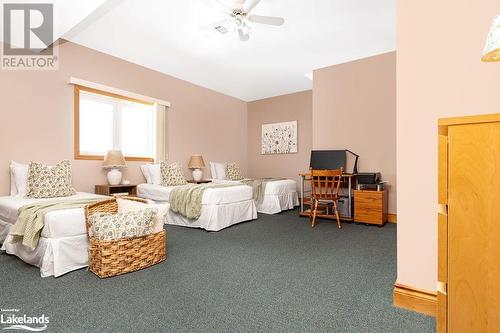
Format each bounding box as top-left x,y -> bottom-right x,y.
482,14 -> 500,62
188,155 -> 205,182
103,150 -> 127,185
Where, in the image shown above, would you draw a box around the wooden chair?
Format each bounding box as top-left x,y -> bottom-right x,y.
310,168 -> 343,229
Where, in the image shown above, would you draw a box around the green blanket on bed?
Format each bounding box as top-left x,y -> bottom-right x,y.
169,184 -> 239,220
241,178 -> 285,204
9,198 -> 105,250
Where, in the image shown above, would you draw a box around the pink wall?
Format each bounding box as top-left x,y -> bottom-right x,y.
312,52 -> 397,214
0,41 -> 247,195
397,0 -> 500,291
247,91 -> 312,184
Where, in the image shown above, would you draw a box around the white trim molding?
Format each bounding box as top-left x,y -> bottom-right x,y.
68,77 -> 171,107
155,104 -> 168,163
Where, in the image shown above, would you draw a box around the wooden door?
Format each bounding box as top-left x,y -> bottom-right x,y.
448,122 -> 500,332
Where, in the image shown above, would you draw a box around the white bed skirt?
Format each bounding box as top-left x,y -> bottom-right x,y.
1,225 -> 88,278
165,199 -> 257,231
0,219 -> 10,243
257,192 -> 299,215
210,179 -> 299,215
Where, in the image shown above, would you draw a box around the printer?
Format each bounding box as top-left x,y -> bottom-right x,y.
356,172 -> 385,191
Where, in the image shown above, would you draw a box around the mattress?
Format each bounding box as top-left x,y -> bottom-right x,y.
137,183 -> 253,205
0,192 -> 106,239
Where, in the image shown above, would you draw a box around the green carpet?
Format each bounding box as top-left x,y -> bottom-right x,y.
0,209 -> 435,332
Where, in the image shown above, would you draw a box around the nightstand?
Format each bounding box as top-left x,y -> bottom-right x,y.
187,180 -> 212,184
95,184 -> 137,196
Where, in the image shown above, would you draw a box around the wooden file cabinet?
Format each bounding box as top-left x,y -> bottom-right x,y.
353,190 -> 388,225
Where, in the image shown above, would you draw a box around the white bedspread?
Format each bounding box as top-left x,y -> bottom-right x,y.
137,183 -> 253,204
0,192 -> 106,239
212,178 -> 297,194
211,179 -> 299,214
165,200 -> 257,231
137,184 -> 257,231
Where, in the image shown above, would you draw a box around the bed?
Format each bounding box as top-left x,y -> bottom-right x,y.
211,178 -> 299,214
0,192 -> 107,277
137,183 -> 257,231
209,162 -> 299,214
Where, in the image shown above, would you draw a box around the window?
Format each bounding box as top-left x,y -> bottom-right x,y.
75,86 -> 156,161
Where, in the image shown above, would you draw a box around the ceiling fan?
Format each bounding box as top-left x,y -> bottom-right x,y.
202,0 -> 285,42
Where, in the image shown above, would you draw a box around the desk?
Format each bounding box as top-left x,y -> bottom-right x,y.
299,173 -> 356,221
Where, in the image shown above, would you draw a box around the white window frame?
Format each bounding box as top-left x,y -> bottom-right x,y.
75,86 -> 156,162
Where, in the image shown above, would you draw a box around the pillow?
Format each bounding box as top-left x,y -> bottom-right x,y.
117,198 -> 168,233
209,162 -> 217,180
160,162 -> 187,186
140,164 -> 153,184
9,161 -> 18,196
226,162 -> 243,181
148,164 -> 162,185
89,208 -> 156,241
11,161 -> 28,197
26,160 -> 76,198
210,162 -> 227,180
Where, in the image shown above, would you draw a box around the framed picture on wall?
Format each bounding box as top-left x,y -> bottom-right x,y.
261,120 -> 298,155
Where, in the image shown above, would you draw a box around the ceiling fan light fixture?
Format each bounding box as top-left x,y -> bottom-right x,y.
240,22 -> 251,34
203,0 -> 284,42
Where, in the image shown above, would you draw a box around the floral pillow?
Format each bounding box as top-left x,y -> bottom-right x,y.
226,162 -> 243,181
26,160 -> 76,198
117,198 -> 168,234
160,162 -> 187,186
89,208 -> 156,241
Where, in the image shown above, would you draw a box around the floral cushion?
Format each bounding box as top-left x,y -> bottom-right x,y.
160,162 -> 187,186
26,160 -> 76,198
117,198 -> 168,233
226,162 -> 243,181
89,208 -> 156,241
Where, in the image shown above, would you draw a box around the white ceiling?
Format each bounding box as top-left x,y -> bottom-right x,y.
3,0 -> 396,101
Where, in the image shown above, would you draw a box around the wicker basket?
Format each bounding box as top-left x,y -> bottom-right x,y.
84,197 -> 167,278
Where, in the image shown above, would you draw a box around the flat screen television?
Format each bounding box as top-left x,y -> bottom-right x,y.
310,150 -> 346,170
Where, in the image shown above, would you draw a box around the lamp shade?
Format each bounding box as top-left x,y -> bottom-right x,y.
188,155 -> 205,169
482,14 -> 500,62
103,150 -> 127,168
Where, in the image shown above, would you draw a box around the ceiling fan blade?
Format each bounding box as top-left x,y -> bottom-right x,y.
201,18 -> 232,31
214,0 -> 233,13
234,0 -> 245,10
238,28 -> 250,42
248,15 -> 285,26
244,0 -> 263,13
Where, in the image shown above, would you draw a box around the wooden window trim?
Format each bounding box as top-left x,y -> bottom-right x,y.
74,85 -> 154,162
